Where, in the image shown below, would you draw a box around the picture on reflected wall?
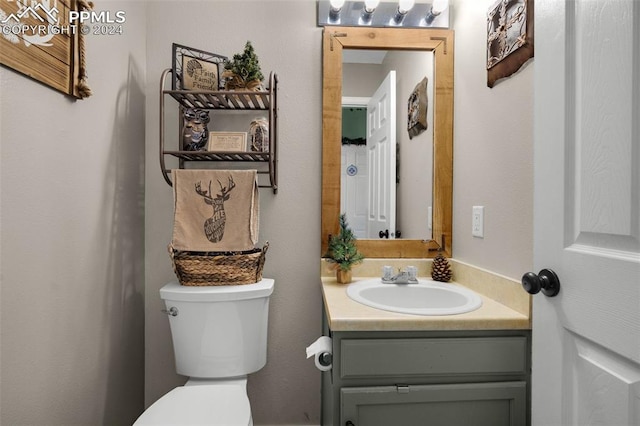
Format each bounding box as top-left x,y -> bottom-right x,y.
407,76 -> 428,140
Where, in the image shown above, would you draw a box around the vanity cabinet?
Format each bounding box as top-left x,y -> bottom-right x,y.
159,69 -> 278,192
321,327 -> 531,426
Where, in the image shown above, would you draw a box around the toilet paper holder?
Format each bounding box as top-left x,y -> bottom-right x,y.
318,352 -> 332,367
306,336 -> 333,371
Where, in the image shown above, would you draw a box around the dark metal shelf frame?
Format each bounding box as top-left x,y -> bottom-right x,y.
159,69 -> 278,193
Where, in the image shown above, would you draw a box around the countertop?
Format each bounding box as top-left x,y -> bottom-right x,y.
321,274 -> 531,332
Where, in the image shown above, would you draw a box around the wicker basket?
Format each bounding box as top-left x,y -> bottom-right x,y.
169,242 -> 268,286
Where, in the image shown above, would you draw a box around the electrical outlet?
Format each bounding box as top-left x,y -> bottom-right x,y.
472,206 -> 484,238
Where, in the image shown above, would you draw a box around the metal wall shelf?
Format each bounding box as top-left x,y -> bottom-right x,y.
159,69 -> 278,193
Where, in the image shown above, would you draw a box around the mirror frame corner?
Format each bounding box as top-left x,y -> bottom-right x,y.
321,27 -> 454,259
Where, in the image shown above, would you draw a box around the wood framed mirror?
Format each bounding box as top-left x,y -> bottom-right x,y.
322,27 -> 454,258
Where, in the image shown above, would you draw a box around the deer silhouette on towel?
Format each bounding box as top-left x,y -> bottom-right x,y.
195,176 -> 236,243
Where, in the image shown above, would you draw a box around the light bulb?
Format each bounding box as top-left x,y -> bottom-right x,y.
425,0 -> 448,24
398,0 -> 415,14
330,0 -> 345,10
364,0 -> 379,13
431,0 -> 449,15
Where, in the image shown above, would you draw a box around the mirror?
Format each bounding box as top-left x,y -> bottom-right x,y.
322,27 -> 454,258
341,49 -> 435,240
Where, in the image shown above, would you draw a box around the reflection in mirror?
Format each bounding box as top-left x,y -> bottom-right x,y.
341,49 -> 434,241
322,27 -> 454,259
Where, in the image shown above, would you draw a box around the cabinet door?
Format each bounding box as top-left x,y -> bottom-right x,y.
341,381 -> 526,426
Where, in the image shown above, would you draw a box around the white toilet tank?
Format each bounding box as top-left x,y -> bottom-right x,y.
160,279 -> 274,378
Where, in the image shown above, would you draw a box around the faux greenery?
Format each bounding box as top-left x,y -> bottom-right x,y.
223,41 -> 264,85
325,214 -> 364,272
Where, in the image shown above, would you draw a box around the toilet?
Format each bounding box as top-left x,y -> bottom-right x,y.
134,278 -> 275,426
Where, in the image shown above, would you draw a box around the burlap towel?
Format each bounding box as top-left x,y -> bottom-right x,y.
172,169 -> 259,252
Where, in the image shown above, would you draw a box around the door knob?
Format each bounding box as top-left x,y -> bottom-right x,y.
379,229 -> 389,239
521,268 -> 560,297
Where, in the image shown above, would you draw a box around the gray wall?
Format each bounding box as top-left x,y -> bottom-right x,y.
0,1 -> 147,424
452,0 -> 534,278
343,62 -> 385,98
144,2 -> 324,425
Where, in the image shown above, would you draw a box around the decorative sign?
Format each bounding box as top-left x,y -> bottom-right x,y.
172,43 -> 227,91
208,131 -> 247,152
0,0 -> 94,98
486,0 -> 534,88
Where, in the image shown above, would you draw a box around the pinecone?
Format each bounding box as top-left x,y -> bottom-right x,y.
431,251 -> 452,282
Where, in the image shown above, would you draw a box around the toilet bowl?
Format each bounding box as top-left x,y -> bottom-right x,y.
134,279 -> 274,426
134,378 -> 252,425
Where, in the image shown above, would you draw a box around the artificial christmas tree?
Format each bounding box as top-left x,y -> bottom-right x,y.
222,41 -> 265,91
325,214 -> 364,284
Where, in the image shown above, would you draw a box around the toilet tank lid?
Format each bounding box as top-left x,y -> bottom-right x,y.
161,279 -> 274,302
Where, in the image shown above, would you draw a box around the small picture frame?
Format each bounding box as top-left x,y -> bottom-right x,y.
208,132 -> 248,152
172,43 -> 227,90
407,77 -> 429,140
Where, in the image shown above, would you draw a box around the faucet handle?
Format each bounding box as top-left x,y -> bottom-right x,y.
382,265 -> 394,281
406,266 -> 417,281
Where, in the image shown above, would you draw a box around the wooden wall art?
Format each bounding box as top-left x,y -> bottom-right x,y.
0,0 -> 93,99
486,0 -> 534,88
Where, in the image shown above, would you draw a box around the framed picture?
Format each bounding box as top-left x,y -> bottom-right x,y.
208,132 -> 248,152
407,77 -> 428,140
0,0 -> 93,98
172,43 -> 227,90
486,0 -> 534,87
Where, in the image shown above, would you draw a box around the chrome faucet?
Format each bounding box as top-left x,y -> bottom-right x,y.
382,266 -> 418,284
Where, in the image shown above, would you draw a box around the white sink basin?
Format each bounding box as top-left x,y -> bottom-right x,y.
346,278 -> 483,316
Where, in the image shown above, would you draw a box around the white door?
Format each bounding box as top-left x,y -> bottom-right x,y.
341,144 -> 368,238
367,71 -> 396,239
533,1 -> 640,425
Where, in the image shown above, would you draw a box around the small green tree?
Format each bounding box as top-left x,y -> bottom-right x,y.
325,214 -> 364,272
222,41 -> 264,89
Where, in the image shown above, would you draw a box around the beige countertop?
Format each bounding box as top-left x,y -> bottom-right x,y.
321,260 -> 531,332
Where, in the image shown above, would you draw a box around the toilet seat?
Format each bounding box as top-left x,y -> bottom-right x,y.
133,384 -> 251,425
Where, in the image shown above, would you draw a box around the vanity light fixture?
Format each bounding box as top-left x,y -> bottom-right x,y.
392,0 -> 415,25
425,0 -> 449,24
329,0 -> 345,23
317,1 -> 450,29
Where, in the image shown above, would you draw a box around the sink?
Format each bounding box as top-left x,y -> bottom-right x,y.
346,278 -> 483,316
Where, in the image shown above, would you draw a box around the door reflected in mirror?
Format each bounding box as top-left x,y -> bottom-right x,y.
341,49 -> 434,241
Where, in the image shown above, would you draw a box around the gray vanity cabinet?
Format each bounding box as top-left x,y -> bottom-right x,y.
321,327 -> 531,426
